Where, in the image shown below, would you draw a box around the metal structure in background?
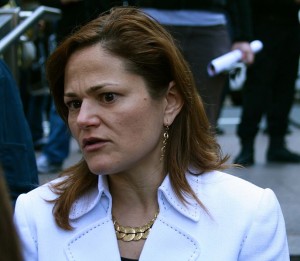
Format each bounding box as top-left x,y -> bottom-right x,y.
0,7 -> 20,80
0,6 -> 61,81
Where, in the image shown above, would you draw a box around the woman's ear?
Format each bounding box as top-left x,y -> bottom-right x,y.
164,81 -> 184,126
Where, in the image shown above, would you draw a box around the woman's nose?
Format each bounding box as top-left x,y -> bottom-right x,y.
76,101 -> 100,129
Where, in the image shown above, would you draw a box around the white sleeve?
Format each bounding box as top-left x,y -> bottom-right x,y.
238,188 -> 289,260
14,193 -> 38,261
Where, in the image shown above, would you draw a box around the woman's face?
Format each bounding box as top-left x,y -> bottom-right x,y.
64,44 -> 168,175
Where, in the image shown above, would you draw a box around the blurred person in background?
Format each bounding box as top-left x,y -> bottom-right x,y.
234,0 -> 300,165
136,0 -> 254,132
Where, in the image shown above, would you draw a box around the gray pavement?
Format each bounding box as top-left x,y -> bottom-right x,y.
39,103 -> 300,256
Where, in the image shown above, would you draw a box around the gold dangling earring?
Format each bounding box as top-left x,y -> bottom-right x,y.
160,125 -> 169,161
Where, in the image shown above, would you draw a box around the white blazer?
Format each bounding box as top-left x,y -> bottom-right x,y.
14,170 -> 289,261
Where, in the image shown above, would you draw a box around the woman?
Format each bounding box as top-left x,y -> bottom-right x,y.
14,7 -> 289,261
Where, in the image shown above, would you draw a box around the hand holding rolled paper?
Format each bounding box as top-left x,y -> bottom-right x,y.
207,40 -> 263,76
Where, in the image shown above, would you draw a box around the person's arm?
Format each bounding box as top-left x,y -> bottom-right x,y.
227,0 -> 254,64
238,189 -> 289,260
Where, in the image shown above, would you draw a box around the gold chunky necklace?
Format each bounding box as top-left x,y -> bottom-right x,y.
113,210 -> 159,242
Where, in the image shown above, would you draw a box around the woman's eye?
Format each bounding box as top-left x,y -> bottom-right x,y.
65,100 -> 81,110
102,93 -> 117,103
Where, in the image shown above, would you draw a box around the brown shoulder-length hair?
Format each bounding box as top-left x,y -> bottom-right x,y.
46,7 -> 229,230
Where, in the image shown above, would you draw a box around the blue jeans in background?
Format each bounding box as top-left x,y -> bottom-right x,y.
42,102 -> 71,164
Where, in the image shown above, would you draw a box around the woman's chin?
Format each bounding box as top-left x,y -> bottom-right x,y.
87,161 -> 118,176
84,156 -> 115,174
88,165 -> 108,175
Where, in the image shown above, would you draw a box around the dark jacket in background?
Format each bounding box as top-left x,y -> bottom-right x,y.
0,60 -> 39,203
251,0 -> 300,26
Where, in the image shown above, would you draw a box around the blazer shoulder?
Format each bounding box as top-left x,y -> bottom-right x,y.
190,170 -> 264,193
15,177 -> 65,207
189,170 -> 271,213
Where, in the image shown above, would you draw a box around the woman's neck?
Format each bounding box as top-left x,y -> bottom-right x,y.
108,166 -> 164,225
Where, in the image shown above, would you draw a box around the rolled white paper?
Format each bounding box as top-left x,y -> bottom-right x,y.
207,40 -> 263,76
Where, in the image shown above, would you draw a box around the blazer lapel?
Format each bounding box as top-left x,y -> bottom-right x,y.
140,217 -> 201,261
64,217 -> 121,261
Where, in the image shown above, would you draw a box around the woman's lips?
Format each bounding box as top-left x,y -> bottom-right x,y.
82,137 -> 108,152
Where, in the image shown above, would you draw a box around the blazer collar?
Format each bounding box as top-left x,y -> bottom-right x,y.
158,170 -> 203,222
69,175 -> 111,220
68,169 -> 215,221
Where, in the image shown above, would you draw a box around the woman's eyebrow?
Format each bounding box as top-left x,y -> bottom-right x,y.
86,85 -> 105,95
64,83 -> 120,98
64,92 -> 77,98
64,85 -> 105,98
